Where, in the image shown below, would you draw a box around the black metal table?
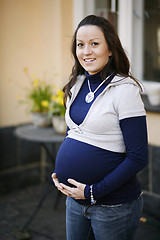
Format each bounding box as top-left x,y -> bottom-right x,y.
14,124 -> 65,233
14,124 -> 65,182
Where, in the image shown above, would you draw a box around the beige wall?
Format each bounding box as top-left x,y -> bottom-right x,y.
0,0 -> 73,127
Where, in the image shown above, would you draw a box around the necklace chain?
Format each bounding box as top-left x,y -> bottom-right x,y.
88,77 -> 109,94
85,75 -> 111,103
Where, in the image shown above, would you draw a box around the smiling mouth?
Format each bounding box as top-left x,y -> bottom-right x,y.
84,58 -> 96,62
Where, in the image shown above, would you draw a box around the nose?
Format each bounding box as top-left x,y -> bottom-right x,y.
83,45 -> 92,55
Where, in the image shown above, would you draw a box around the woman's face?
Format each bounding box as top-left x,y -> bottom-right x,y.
76,25 -> 112,75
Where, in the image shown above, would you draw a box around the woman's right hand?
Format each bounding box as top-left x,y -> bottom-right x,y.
51,173 -> 63,191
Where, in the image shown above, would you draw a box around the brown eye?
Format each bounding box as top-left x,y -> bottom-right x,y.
77,43 -> 84,47
92,42 -> 99,46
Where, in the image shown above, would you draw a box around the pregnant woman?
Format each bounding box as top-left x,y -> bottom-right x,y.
52,15 -> 148,240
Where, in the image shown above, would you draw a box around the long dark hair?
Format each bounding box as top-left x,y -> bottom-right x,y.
63,15 -> 138,106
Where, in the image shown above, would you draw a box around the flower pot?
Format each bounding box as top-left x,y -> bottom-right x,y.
52,116 -> 67,134
31,112 -> 51,127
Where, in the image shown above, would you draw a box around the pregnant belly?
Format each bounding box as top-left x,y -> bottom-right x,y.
55,138 -> 124,186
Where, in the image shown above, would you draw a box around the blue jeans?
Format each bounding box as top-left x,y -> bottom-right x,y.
66,195 -> 143,240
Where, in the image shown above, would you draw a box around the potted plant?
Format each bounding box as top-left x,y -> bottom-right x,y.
49,89 -> 67,134
17,68 -> 53,127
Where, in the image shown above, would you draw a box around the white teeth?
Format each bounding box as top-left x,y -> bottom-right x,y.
84,58 -> 95,62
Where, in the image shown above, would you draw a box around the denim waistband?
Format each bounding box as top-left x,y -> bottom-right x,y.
101,192 -> 143,208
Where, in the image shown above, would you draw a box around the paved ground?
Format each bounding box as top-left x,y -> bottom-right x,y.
0,182 -> 160,240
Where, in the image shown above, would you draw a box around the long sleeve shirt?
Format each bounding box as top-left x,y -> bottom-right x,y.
55,71 -> 148,205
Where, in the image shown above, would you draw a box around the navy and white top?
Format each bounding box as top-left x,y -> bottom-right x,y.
55,71 -> 148,205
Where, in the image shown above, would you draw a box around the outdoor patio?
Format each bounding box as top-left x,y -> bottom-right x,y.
0,182 -> 160,240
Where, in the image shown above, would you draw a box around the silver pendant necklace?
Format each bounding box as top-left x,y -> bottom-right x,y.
85,75 -> 111,103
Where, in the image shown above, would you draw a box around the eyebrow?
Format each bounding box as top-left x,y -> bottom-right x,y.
77,38 -> 100,41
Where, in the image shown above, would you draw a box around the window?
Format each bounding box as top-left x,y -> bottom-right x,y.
95,0 -> 118,30
144,0 -> 160,82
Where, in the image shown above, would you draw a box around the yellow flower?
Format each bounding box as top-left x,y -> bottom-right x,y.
16,94 -> 21,100
33,79 -> 39,88
16,68 -> 54,114
56,96 -> 62,105
52,84 -> 57,89
57,90 -> 64,97
41,100 -> 49,108
60,99 -> 64,106
51,95 -> 57,101
51,90 -> 64,105
57,96 -> 64,106
49,88 -> 65,116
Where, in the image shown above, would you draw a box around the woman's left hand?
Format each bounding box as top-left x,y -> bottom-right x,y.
59,179 -> 86,200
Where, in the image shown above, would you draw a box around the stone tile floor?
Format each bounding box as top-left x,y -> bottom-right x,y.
0,183 -> 160,240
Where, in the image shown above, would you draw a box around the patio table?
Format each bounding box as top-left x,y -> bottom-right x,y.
14,124 -> 65,182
